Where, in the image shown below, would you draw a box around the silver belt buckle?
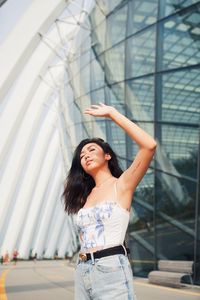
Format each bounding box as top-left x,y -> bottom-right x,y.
79,252 -> 87,262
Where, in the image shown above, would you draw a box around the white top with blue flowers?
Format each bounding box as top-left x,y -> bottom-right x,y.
76,183 -> 130,252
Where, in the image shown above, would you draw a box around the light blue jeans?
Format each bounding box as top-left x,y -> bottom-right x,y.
75,254 -> 137,300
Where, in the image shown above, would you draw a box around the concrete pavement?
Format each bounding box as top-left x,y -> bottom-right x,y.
0,260 -> 199,300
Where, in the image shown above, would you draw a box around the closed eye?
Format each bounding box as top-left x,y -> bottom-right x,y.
80,147 -> 96,159
80,153 -> 85,159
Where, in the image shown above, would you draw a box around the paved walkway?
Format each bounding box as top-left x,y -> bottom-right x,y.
0,260 -> 199,300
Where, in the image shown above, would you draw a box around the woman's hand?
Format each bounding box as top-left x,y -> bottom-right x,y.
84,103 -> 116,118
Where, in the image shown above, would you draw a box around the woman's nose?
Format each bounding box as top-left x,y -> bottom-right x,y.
85,152 -> 90,160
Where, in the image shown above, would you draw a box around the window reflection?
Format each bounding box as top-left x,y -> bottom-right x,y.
162,69 -> 200,123
161,124 -> 198,163
162,5 -> 200,69
127,77 -> 154,120
127,0 -> 158,35
90,55 -> 105,91
127,27 -> 156,78
163,0 -> 200,18
106,4 -> 127,48
105,42 -> 125,83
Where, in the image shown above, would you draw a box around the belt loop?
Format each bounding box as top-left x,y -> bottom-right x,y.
90,252 -> 95,264
121,244 -> 127,257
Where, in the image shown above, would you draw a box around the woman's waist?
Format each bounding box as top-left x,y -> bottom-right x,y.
78,244 -> 130,264
79,232 -> 127,252
80,243 -> 120,254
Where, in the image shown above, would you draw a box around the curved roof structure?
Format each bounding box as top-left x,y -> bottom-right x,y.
0,0 -> 96,259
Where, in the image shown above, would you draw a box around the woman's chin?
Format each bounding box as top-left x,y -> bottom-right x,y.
84,165 -> 99,175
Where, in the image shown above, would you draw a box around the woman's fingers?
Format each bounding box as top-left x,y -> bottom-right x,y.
90,105 -> 101,109
84,109 -> 100,115
84,103 -> 109,116
84,108 -> 97,115
84,103 -> 114,118
84,106 -> 100,114
88,103 -> 106,109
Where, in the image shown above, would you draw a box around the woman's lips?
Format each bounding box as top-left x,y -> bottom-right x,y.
86,160 -> 93,166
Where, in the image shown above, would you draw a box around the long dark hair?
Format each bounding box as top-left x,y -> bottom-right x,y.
62,138 -> 123,214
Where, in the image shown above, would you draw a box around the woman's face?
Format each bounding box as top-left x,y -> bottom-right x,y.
80,143 -> 111,174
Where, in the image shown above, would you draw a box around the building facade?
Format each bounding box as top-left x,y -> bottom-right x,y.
74,0 -> 200,284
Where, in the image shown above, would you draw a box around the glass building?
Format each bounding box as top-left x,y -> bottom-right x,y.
0,0 -> 199,285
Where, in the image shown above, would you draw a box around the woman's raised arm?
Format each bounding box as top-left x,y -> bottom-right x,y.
84,103 -> 157,199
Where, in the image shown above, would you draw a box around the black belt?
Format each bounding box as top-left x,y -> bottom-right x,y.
79,245 -> 130,262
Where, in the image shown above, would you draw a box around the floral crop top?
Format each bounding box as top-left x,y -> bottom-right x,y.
76,183 -> 130,252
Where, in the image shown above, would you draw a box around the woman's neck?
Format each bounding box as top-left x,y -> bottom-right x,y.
92,171 -> 113,188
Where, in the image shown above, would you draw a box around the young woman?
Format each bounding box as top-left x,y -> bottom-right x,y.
63,103 -> 157,299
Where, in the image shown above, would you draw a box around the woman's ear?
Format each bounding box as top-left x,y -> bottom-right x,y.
105,153 -> 111,161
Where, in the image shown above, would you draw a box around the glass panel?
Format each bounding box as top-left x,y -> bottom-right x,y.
91,19 -> 106,55
82,89 -> 105,137
76,94 -> 91,113
93,119 -> 107,138
104,41 -> 125,83
127,26 -> 156,78
161,125 -> 199,174
129,172 -> 155,277
90,88 -> 105,104
110,121 -> 126,158
162,5 -> 200,70
127,0 -> 158,36
126,76 -> 154,120
79,64 -> 90,95
105,84 -> 126,166
155,172 -> 196,264
163,0 -> 200,18
75,95 -> 92,139
93,0 -> 124,16
156,222 -> 194,261
105,82 -> 125,107
106,4 -> 127,48
106,0 -> 124,14
156,170 -> 196,216
162,68 -> 200,124
90,54 -> 105,91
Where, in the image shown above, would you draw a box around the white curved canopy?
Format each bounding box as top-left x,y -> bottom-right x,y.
0,0 -> 95,259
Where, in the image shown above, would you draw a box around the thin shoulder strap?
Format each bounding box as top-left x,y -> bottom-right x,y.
114,181 -> 118,202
